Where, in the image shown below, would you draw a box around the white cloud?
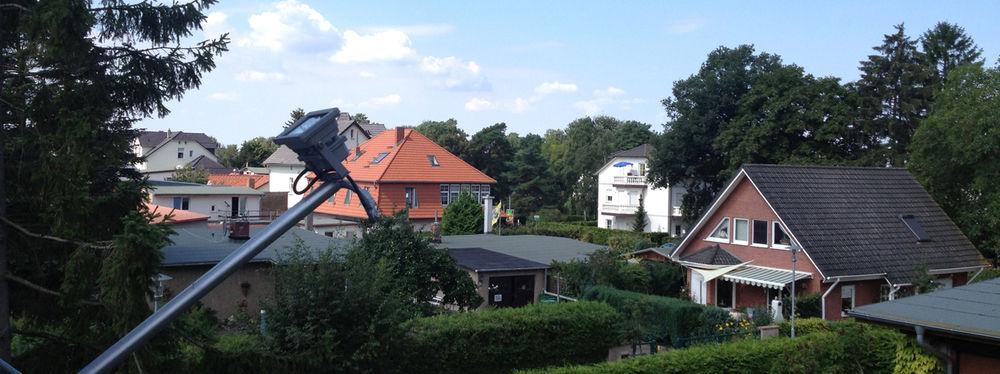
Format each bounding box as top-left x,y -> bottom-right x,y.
535,81 -> 578,94
594,86 -> 625,97
358,94 -> 401,108
573,99 -> 602,115
208,92 -> 236,101
330,30 -> 416,63
363,23 -> 455,37
359,71 -> 377,79
511,97 -> 530,113
238,0 -> 337,52
464,97 -> 497,111
236,70 -> 286,82
668,18 -> 706,34
419,56 -> 490,91
204,11 -> 228,28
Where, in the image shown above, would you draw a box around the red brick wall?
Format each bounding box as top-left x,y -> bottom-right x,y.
960,352 -> 1000,374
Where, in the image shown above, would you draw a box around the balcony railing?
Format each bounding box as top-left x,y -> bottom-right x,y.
672,207 -> 683,216
601,203 -> 639,215
612,175 -> 647,186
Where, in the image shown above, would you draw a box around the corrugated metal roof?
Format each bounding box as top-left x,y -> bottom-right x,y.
721,265 -> 812,290
162,223 -> 349,266
448,247 -> 549,272
849,277 -> 1000,342
439,235 -> 603,264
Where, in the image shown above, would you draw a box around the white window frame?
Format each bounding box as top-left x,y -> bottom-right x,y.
751,219 -> 769,248
732,218 -> 749,245
841,285 -> 856,317
705,217 -> 730,243
771,221 -> 791,250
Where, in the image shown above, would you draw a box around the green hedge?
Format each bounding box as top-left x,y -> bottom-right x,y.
781,292 -> 823,319
501,222 -> 677,247
581,286 -> 728,345
527,322 -> 908,374
400,301 -> 623,373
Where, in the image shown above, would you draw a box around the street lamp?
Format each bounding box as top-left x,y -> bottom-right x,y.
789,242 -> 801,338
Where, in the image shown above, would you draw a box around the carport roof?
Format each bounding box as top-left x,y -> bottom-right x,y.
448,247 -> 549,272
439,234 -> 604,264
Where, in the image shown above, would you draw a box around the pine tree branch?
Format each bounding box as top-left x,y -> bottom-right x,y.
88,0 -> 204,13
0,216 -> 114,250
11,328 -> 102,352
5,273 -> 103,306
0,3 -> 30,12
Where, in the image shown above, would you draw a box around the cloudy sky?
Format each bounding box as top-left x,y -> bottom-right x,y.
142,0 -> 1000,145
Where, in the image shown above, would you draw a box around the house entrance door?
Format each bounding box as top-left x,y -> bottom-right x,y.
691,271 -> 706,304
230,197 -> 239,218
488,275 -> 535,308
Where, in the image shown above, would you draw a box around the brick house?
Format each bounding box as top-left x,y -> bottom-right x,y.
311,127 -> 495,237
669,165 -> 987,320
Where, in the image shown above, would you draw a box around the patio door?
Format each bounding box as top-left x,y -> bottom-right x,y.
691,271 -> 706,304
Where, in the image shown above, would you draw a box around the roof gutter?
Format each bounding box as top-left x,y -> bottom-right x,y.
821,273 -> 885,283
928,265 -> 986,275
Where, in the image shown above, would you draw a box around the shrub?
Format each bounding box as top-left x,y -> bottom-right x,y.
642,260 -> 685,298
581,286 -> 727,345
400,301 -> 623,374
527,322 -> 910,374
501,222 -> 679,247
441,191 -> 483,234
782,292 -> 822,319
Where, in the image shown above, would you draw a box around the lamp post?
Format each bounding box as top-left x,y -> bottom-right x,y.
790,243 -> 800,338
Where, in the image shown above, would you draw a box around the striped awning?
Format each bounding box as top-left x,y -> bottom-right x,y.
721,266 -> 812,290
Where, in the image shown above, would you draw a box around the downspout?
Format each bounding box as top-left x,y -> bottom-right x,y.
968,267 -> 985,283
821,278 -> 840,320
915,326 -> 954,374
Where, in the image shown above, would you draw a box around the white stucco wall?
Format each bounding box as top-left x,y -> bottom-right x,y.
266,164 -> 305,209
140,139 -> 218,172
150,194 -> 261,219
596,156 -> 688,235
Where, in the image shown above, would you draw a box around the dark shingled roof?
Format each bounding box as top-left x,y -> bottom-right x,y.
742,164 -> 985,284
162,223 -> 348,267
262,145 -> 304,166
610,144 -> 652,158
448,247 -> 549,272
849,277 -> 1000,342
139,131 -> 219,153
439,235 -> 604,264
186,155 -> 230,173
680,244 -> 743,266
357,121 -> 386,137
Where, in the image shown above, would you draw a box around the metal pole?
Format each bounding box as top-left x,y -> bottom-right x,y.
790,244 -> 798,338
82,179 -> 345,373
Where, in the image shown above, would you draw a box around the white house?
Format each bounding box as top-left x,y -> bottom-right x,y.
148,180 -> 264,221
595,144 -> 688,235
134,131 -> 227,180
262,112 -> 385,210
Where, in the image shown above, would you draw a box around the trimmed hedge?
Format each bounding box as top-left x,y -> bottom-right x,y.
581,286 -> 728,345
527,321 -> 908,374
501,222 -> 677,247
400,301 -> 623,373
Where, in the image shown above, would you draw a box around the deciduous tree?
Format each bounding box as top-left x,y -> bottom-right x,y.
416,119 -> 468,156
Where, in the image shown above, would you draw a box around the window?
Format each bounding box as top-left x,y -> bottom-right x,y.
427,155 -> 440,167
733,219 -> 749,245
900,215 -> 931,242
707,218 -> 730,242
440,184 -> 450,205
325,232 -> 334,237
772,221 -> 790,249
189,150 -> 193,157
372,151 -> 390,164
350,129 -> 355,138
450,184 -> 459,204
177,148 -> 184,159
639,163 -> 647,176
674,225 -> 682,236
328,192 -> 336,205
405,187 -> 418,208
344,189 -> 352,205
211,205 -> 215,211
841,285 -> 855,316
716,280 -> 734,308
606,195 -> 612,202
605,219 -> 612,229
752,220 -> 769,246
172,197 -> 189,210
480,184 -> 490,201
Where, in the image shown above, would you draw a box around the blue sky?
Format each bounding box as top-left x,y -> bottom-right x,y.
143,1 -> 1000,145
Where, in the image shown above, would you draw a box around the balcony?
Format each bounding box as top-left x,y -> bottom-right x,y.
601,203 -> 639,215
671,207 -> 683,216
612,175 -> 647,186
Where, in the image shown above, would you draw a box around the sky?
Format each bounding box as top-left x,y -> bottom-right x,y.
141,0 -> 1000,145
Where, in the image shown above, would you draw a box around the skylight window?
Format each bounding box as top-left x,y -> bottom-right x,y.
707,217 -> 730,242
900,215 -> 931,242
372,151 -> 390,164
428,155 -> 440,167
351,150 -> 365,161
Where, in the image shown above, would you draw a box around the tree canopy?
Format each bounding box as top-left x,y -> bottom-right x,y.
416,119 -> 468,156
441,191 -> 483,235
463,123 -> 515,199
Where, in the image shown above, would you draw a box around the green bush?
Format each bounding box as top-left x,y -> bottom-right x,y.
581,286 -> 727,345
442,191 -> 484,234
400,301 -> 623,374
782,292 -> 823,319
502,222 -> 678,247
527,322 -> 909,374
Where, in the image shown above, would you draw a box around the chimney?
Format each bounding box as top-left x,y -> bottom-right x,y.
248,178 -> 255,189
430,210 -> 442,243
395,127 -> 405,145
483,195 -> 494,234
229,221 -> 250,240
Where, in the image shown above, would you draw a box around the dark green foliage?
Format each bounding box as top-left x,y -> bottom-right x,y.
283,107 -> 305,128
581,286 -> 728,345
501,221 -> 676,247
463,122 -> 515,199
552,249 -> 651,298
781,292 -> 822,319
921,22 -> 983,83
856,23 -> 935,166
506,134 -> 559,220
643,260 -> 685,298
532,320 -> 910,374
400,301 -> 623,374
441,191 -> 483,235
2,0 -> 227,369
170,166 -> 209,184
910,64 -> 1000,262
632,195 -> 648,232
236,137 -> 279,167
215,144 -> 240,167
416,118 -> 468,156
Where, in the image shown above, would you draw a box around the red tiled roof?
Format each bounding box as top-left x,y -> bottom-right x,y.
207,174 -> 270,190
344,128 -> 495,183
145,203 -> 210,224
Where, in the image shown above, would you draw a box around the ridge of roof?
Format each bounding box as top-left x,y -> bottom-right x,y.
742,163 -> 907,171
383,129 -> 495,183
611,143 -> 652,158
